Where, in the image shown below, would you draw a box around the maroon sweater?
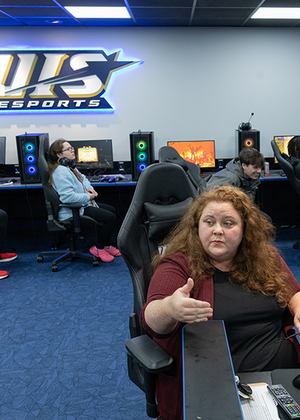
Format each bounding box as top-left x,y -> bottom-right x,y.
140,251 -> 300,420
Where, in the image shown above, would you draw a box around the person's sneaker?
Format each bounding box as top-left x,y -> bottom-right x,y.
89,245 -> 99,258
89,246 -> 114,262
0,270 -> 9,279
105,246 -> 121,257
97,249 -> 114,262
0,253 -> 17,262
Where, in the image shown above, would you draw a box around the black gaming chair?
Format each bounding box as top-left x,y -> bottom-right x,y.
271,139 -> 300,250
37,136 -> 100,271
158,145 -> 207,192
117,162 -> 196,418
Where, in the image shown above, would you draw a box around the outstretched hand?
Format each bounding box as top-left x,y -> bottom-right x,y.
168,278 -> 213,324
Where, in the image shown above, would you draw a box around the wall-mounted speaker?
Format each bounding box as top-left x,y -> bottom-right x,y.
16,133 -> 49,184
130,131 -> 154,181
236,129 -> 260,154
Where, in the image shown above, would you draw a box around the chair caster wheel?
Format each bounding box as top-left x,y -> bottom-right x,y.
52,265 -> 58,272
93,261 -> 99,267
37,256 -> 44,262
294,242 -> 300,250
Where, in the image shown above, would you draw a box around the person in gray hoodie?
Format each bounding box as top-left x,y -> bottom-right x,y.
206,147 -> 265,201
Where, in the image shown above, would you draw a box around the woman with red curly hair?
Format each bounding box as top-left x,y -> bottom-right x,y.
141,185 -> 300,420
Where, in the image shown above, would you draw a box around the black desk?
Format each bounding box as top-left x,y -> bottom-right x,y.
183,367 -> 300,420
1,169 -> 300,238
257,170 -> 300,226
183,321 -> 300,420
240,369 -> 300,420
260,170 -> 287,181
0,176 -> 136,239
0,174 -> 136,190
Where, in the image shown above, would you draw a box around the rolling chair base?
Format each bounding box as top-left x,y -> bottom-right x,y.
37,249 -> 99,271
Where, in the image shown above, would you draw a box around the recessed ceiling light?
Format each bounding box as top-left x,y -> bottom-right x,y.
252,7 -> 300,19
65,6 -> 130,19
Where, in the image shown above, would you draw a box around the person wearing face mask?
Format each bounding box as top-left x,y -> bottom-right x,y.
206,147 -> 265,201
48,139 -> 121,262
141,185 -> 300,420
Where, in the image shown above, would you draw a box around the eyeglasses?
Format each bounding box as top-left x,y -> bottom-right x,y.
62,146 -> 74,152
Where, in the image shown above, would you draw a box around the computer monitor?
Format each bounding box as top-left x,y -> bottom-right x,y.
273,135 -> 295,163
167,140 -> 216,168
69,139 -> 113,171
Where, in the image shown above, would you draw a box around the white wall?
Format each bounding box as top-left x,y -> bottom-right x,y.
1,26 -> 300,164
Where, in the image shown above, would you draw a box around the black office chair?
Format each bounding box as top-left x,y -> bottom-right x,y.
117,162 -> 196,418
271,139 -> 300,250
37,136 -> 100,271
158,145 -> 206,193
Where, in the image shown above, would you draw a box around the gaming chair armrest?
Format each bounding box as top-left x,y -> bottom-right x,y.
126,335 -> 173,373
60,202 -> 85,234
59,202 -> 83,209
45,200 -> 67,232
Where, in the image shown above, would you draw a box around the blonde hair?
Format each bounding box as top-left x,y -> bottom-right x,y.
153,185 -> 294,306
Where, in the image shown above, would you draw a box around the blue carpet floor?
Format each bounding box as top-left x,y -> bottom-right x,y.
0,243 -> 148,420
0,228 -> 300,419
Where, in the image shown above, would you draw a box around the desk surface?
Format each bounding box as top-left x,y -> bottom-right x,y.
240,369 -> 300,420
202,169 -> 288,181
0,174 -> 136,223
183,321 -> 300,420
0,170 -> 287,188
0,175 -> 136,189
260,169 -> 288,181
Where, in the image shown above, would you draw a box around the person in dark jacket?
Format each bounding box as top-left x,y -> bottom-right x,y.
206,147 -> 265,201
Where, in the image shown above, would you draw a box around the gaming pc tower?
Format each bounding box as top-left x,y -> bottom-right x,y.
130,131 -> 154,181
16,133 -> 49,184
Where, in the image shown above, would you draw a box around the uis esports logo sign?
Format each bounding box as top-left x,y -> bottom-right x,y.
0,50 -> 140,112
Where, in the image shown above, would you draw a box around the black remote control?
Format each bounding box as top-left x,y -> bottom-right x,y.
267,384 -> 300,419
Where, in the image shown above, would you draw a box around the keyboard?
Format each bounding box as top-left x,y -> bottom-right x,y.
87,175 -> 101,182
87,174 -> 128,183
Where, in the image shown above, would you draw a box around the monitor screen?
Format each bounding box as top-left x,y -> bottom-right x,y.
69,139 -> 113,171
167,140 -> 216,168
274,135 -> 294,163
